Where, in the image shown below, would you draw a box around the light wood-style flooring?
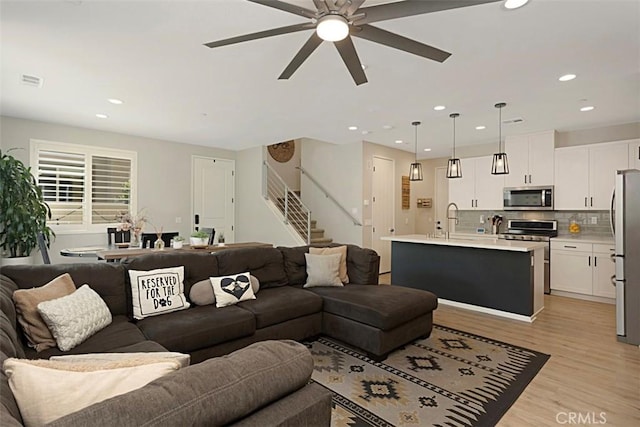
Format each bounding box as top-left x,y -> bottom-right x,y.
379,274 -> 640,426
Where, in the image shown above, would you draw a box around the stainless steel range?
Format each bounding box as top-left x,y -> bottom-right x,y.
501,219 -> 558,294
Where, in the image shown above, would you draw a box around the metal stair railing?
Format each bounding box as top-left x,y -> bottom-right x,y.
262,160 -> 311,244
296,166 -> 363,226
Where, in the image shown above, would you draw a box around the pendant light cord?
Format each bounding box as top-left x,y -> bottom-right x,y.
498,104 -> 502,152
414,124 -> 418,162
452,115 -> 456,158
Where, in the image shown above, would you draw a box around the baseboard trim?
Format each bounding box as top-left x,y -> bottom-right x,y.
438,298 -> 539,323
550,290 -> 615,304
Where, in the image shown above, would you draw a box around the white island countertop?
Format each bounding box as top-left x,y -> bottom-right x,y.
382,234 -> 547,252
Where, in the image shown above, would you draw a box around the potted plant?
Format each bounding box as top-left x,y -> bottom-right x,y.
190,230 -> 209,247
172,235 -> 185,249
0,150 -> 54,264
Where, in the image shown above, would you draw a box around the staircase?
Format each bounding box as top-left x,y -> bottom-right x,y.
275,193 -> 332,245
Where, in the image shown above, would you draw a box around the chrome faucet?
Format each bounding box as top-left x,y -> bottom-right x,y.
445,202 -> 459,239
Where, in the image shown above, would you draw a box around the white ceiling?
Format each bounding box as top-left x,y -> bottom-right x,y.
1,0 -> 639,159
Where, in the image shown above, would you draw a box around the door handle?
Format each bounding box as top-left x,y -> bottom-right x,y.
389,228 -> 395,233
611,275 -> 616,286
194,214 -> 200,230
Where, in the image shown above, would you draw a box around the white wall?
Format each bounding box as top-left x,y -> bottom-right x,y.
300,138 -> 363,246
362,142 -> 418,248
235,146 -> 304,247
265,139 -> 301,191
1,116 -> 235,264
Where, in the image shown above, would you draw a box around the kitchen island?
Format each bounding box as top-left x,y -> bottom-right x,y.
382,234 -> 546,322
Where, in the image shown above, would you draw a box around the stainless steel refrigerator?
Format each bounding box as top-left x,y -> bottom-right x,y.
611,169 -> 640,345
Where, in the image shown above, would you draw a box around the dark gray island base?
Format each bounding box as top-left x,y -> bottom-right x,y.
386,236 -> 545,322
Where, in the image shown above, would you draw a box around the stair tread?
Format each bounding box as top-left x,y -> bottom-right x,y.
310,237 -> 333,244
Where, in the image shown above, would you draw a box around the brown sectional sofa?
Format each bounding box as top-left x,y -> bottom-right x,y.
1,243 -> 438,426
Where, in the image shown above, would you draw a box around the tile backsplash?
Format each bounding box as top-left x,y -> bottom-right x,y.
453,210 -> 612,237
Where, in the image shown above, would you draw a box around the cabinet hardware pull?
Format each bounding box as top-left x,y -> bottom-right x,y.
590,197 -> 593,207
594,256 -> 597,267
529,174 -> 532,183
524,174 -> 527,184
564,245 -> 577,248
588,256 -> 591,266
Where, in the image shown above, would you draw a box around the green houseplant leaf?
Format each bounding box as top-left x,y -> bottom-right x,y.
0,149 -> 54,258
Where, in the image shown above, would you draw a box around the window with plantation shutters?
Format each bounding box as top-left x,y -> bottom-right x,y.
31,140 -> 137,232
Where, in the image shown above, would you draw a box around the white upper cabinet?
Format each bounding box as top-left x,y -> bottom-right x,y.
589,143 -> 628,209
449,156 -> 504,210
630,140 -> 640,170
448,158 -> 475,209
554,141 -> 629,210
554,147 -> 590,210
505,130 -> 555,188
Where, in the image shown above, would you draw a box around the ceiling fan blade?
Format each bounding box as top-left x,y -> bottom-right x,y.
204,22 -> 314,48
312,0 -> 329,14
248,0 -> 317,19
334,36 -> 368,86
279,33 -> 324,80
353,24 -> 451,62
353,0 -> 501,25
345,0 -> 366,15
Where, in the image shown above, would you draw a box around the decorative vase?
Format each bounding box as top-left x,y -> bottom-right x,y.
130,232 -> 141,248
190,237 -> 208,247
173,240 -> 183,249
154,238 -> 165,249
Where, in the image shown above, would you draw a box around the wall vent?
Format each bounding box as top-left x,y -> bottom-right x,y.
502,117 -> 524,125
21,74 -> 44,88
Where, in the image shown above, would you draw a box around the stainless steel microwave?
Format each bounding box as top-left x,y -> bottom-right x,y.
503,186 -> 554,211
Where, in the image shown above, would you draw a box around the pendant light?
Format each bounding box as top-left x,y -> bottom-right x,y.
491,102 -> 509,175
447,113 -> 462,179
409,121 -> 423,181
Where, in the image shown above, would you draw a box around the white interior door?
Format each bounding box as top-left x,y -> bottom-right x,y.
192,157 -> 235,243
372,156 -> 394,273
435,167 -> 448,234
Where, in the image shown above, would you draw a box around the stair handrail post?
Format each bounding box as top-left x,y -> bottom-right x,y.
263,160 -> 312,242
262,160 -> 268,200
283,186 -> 289,224
296,166 -> 363,226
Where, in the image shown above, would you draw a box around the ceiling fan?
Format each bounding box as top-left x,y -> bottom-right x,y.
205,0 -> 500,85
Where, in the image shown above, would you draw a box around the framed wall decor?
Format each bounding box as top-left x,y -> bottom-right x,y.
402,176 -> 410,209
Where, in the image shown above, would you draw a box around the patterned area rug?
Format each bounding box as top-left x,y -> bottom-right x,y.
308,325 -> 549,427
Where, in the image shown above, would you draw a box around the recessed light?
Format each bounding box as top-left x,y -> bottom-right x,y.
433,105 -> 446,111
96,113 -> 108,119
476,125 -> 486,130
558,74 -> 576,82
107,98 -> 123,105
395,140 -> 403,144
348,126 -> 358,130
580,106 -> 595,112
382,125 -> 393,130
423,148 -> 432,152
362,130 -> 370,135
504,0 -> 529,10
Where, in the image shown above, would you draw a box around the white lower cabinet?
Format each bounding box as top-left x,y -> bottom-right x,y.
592,244 -> 616,298
550,240 -> 615,299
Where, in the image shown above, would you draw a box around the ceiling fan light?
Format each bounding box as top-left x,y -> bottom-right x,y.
316,15 -> 349,42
